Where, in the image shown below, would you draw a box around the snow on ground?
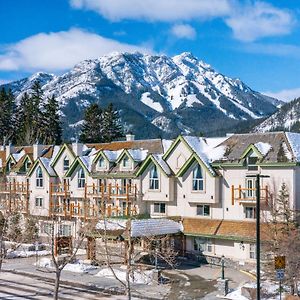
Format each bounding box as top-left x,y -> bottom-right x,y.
7,249 -> 50,259
35,258 -> 97,273
96,267 -> 154,285
140,92 -> 163,113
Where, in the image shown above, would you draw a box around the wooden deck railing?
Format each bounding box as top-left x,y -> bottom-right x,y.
231,185 -> 269,205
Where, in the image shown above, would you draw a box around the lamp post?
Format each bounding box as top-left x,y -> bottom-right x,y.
221,255 -> 225,280
246,174 -> 269,300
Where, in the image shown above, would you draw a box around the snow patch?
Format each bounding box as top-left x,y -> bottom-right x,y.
254,142 -> 272,156
140,92 -> 163,113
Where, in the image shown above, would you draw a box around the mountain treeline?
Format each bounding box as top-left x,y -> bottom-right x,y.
0,80 -> 123,145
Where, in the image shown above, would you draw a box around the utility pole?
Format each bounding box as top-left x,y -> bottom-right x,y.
246,174 -> 269,300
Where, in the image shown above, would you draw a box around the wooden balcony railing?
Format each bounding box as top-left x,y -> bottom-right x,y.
50,183 -> 70,197
0,198 -> 29,214
85,183 -> 137,200
0,182 -> 29,194
231,185 -> 269,205
49,201 -> 137,219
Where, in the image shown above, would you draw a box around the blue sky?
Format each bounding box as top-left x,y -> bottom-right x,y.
0,0 -> 299,101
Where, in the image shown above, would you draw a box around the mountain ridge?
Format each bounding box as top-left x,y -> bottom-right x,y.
1,51 -> 281,139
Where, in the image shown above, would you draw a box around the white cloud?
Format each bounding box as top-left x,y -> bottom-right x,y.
70,0 -> 231,21
263,88 -> 300,102
226,2 -> 294,42
0,28 -> 152,72
171,24 -> 196,40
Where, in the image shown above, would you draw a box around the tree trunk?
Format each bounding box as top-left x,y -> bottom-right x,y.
53,269 -> 61,300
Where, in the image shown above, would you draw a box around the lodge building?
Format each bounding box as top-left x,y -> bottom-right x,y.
0,132 -> 299,264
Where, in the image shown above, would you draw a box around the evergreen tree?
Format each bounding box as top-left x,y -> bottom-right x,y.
41,95 -> 62,144
23,217 -> 39,243
102,103 -> 123,142
7,212 -> 22,243
0,88 -> 16,144
79,103 -> 103,143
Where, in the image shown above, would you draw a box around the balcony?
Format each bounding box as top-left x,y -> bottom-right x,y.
85,184 -> 138,201
50,183 -> 70,197
0,182 -> 29,194
231,185 -> 269,205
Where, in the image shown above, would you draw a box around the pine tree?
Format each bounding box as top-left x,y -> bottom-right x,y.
0,88 -> 16,144
7,212 -> 22,243
79,103 -> 103,143
102,103 -> 123,142
23,217 -> 39,243
41,95 -> 62,144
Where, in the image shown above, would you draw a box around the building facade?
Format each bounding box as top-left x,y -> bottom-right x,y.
0,132 -> 299,264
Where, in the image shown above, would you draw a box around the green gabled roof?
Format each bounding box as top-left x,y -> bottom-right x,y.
6,154 -> 17,165
27,158 -> 57,177
92,150 -> 109,164
240,144 -> 263,159
64,156 -> 90,177
115,149 -> 133,164
135,154 -> 169,177
50,143 -> 75,167
176,153 -> 215,178
162,135 -> 189,160
13,154 -> 33,173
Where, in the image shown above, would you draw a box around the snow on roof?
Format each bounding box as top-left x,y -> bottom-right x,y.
131,219 -> 183,238
12,149 -> 25,162
254,142 -> 272,156
96,218 -> 183,238
80,155 -> 93,172
103,150 -> 120,161
285,132 -> 300,161
162,139 -> 173,154
128,149 -> 148,161
39,157 -> 56,176
49,145 -> 61,164
152,154 -> 171,175
183,136 -> 227,175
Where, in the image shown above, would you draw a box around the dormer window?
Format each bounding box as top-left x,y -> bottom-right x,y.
247,156 -> 258,171
36,166 -> 43,187
77,168 -> 85,188
63,156 -> 70,172
192,164 -> 204,191
99,156 -> 106,168
149,165 -> 159,190
25,160 -> 31,171
123,156 -> 130,168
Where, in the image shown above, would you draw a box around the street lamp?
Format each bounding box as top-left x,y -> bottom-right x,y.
246,174 -> 270,300
221,255 -> 225,280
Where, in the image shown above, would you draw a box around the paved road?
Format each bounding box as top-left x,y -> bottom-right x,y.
0,272 -> 123,300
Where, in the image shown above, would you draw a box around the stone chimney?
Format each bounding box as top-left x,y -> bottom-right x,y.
33,142 -> 44,161
72,142 -> 83,157
126,134 -> 135,141
5,142 -> 15,160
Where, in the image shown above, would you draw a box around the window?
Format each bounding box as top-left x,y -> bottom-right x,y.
59,224 -> 72,236
123,156 -> 130,168
42,222 -> 53,235
35,197 -> 43,207
246,178 -> 255,198
77,168 -> 85,188
250,244 -> 256,259
192,164 -> 204,191
149,165 -> 159,190
153,203 -> 166,214
63,156 -> 69,172
99,156 -> 106,168
245,207 -> 256,219
36,166 -> 43,187
247,156 -> 258,171
98,178 -> 107,192
194,237 -> 212,252
196,205 -> 210,216
25,159 -> 31,171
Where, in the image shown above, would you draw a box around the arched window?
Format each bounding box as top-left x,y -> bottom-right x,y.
63,156 -> 70,172
123,155 -> 130,168
36,166 -> 43,187
99,156 -> 106,168
192,164 -> 204,191
77,168 -> 85,188
149,165 -> 159,190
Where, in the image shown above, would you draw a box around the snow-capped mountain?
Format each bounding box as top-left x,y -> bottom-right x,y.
254,97 -> 300,133
1,52 -> 281,139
